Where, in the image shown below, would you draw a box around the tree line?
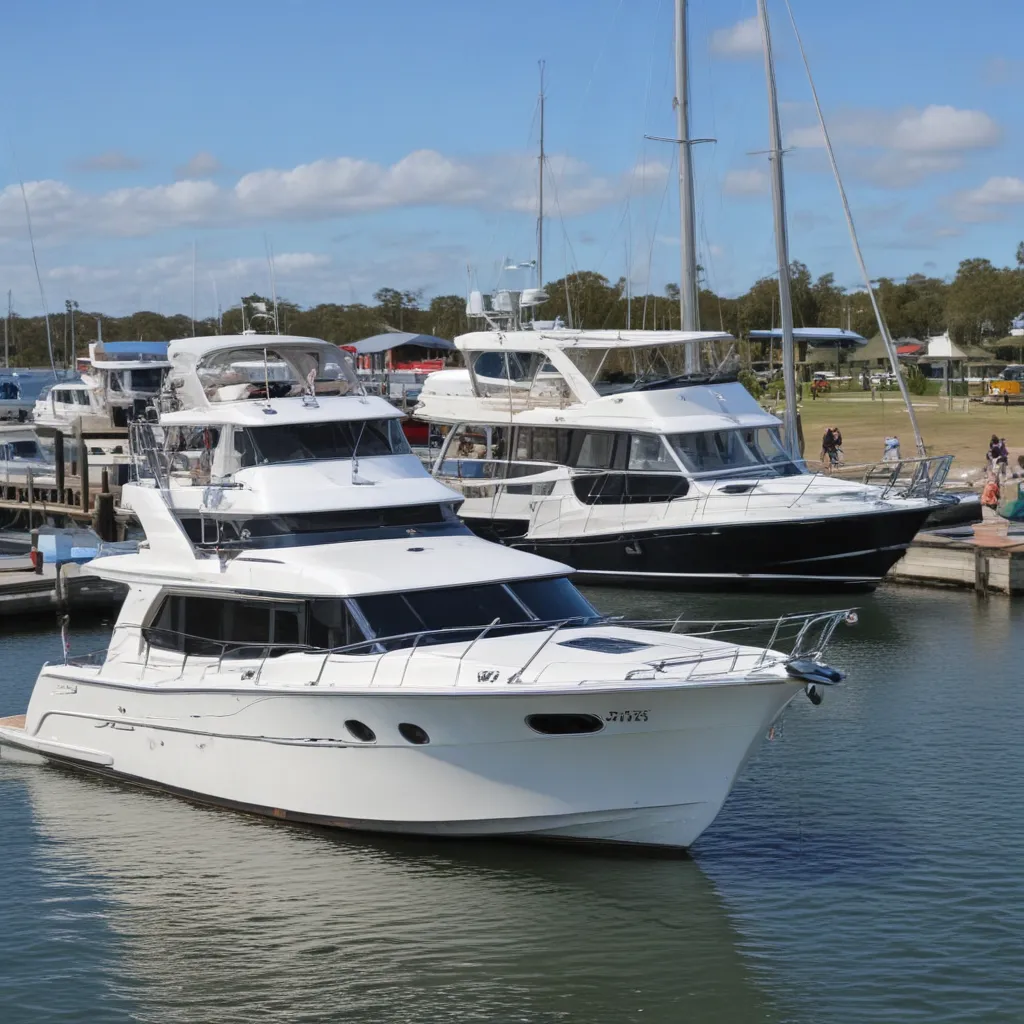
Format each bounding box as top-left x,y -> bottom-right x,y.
4,247 -> 1024,369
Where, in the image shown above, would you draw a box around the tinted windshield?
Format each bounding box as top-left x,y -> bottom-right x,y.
353,577 -> 598,647
236,418 -> 410,465
669,428 -> 801,478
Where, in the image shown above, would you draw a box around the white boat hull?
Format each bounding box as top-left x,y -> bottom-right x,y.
1,670 -> 801,849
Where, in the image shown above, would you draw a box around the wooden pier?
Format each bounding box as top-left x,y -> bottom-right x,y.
889,512 -> 1024,596
0,558 -> 126,617
1,425 -> 123,540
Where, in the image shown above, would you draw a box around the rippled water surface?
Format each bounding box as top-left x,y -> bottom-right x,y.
1,588 -> 1022,1023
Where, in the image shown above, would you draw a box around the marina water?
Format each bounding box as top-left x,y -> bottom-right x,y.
1,585 -> 1021,1023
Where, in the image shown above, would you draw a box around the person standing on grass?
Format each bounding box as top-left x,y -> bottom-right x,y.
821,426 -> 842,473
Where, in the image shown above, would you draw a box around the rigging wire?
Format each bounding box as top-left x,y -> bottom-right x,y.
11,146 -> 57,378
781,0 -> 925,456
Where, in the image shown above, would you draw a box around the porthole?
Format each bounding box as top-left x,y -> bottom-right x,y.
398,722 -> 430,745
526,714 -> 604,736
345,720 -> 376,743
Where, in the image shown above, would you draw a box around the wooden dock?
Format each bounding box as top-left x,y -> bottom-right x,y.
889,512 -> 1024,596
0,558 -> 126,617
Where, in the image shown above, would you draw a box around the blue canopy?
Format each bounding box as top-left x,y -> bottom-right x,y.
749,327 -> 867,349
97,341 -> 170,357
349,332 -> 456,356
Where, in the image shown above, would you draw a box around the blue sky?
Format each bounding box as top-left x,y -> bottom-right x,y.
1,0 -> 1022,318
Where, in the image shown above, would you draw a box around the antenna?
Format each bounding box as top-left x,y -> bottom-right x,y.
3,290 -> 9,369
211,276 -> 221,334
265,235 -> 280,334
191,240 -> 197,336
240,297 -> 247,333
537,59 -> 545,291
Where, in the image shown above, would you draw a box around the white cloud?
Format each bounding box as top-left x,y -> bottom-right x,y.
722,168 -> 768,197
0,149 -> 664,244
889,106 -> 999,152
951,176 -> 1024,222
175,151 -> 222,180
786,105 -> 1001,188
710,16 -> 761,58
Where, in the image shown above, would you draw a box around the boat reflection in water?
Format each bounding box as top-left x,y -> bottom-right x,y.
15,765 -> 779,1023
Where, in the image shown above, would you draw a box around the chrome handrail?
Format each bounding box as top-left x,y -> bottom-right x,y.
62,609 -> 857,686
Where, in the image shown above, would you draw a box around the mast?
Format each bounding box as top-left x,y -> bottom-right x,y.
537,60 -> 545,290
758,0 -> 800,460
3,291 -> 9,369
674,0 -> 700,370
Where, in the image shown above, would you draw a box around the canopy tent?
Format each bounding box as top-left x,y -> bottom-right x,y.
347,332 -> 456,356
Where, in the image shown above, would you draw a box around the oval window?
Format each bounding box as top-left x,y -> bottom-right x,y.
526,714 -> 604,735
398,722 -> 430,745
344,720 -> 376,743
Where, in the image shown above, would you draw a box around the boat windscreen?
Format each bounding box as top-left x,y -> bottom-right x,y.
236,418 -> 410,465
352,577 -> 598,646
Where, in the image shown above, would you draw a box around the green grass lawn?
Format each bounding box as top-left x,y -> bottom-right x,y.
791,395 -> 1023,473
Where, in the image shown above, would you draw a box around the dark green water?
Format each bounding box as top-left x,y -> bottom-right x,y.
1,586 -> 1022,1023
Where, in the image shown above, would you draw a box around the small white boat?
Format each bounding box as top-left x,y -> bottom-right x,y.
0,333 -> 854,851
0,372 -> 34,423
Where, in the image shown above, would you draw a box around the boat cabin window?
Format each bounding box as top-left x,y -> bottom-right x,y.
742,427 -> 802,475
1,440 -> 40,459
144,594 -> 310,656
0,381 -> 20,400
54,389 -> 90,407
668,431 -> 762,475
628,434 -> 676,472
575,432 -> 618,470
352,576 -> 598,647
128,368 -> 165,392
235,418 -> 410,466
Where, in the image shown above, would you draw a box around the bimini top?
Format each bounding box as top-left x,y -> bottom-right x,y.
164,334 -> 373,420
454,328 -> 733,353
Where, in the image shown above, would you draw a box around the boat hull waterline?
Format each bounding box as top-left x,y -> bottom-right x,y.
0,674 -> 802,850
464,504 -> 934,590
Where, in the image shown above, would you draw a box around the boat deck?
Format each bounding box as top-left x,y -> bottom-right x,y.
0,715 -> 26,731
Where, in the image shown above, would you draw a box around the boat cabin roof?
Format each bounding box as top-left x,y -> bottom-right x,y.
160,393 -> 403,427
89,341 -> 172,370
90,532 -> 569,598
454,328 -> 733,353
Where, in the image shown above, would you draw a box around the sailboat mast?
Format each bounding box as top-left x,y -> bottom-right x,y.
537,60 -> 545,290
674,0 -> 700,370
3,290 -> 9,369
758,0 -> 800,460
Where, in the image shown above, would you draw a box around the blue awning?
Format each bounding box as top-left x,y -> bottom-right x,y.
748,327 -> 867,349
349,332 -> 456,356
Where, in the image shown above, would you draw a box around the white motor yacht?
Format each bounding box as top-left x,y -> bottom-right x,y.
33,341 -> 171,434
415,325 -> 947,590
0,333 -> 854,850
